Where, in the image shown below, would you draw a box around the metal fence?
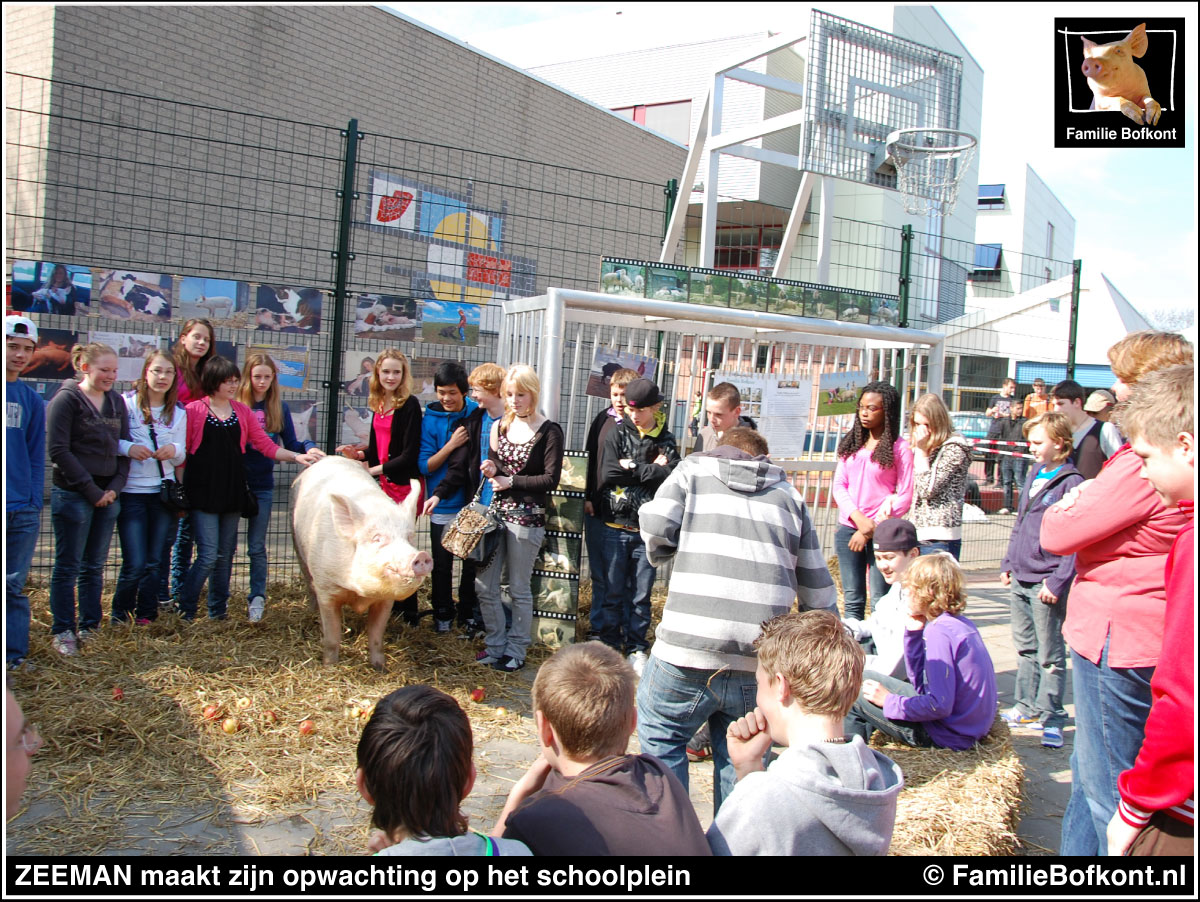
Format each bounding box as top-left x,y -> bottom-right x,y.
7,74 -> 1078,595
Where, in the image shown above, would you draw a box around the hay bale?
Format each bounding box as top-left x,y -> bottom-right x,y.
874,714 -> 1023,856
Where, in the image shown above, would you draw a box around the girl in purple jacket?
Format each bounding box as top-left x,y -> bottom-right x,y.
844,553 -> 998,750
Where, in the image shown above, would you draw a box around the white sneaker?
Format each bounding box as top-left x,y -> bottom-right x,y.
628,650 -> 648,678
248,596 -> 265,623
52,631 -> 79,656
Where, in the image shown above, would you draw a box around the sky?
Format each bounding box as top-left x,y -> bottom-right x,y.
385,2 -> 1197,322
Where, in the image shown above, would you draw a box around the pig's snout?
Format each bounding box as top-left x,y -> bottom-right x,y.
1081,58 -> 1104,79
392,551 -> 433,579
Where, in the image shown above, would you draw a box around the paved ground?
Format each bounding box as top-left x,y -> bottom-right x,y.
8,570 -> 1070,856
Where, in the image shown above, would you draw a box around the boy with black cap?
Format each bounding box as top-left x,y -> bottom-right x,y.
595,378 -> 679,675
841,518 -> 921,680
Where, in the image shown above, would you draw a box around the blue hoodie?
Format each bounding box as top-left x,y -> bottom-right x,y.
419,396 -> 478,513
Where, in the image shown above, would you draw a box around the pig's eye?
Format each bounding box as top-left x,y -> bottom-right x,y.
372,534 -> 386,544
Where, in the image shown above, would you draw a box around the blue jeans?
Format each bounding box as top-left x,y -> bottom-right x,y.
1000,456 -> 1026,511
49,486 -> 120,636
179,510 -> 240,619
844,669 -> 934,748
167,515 -> 195,601
113,491 -> 174,622
583,515 -> 610,639
835,523 -> 888,621
1009,579 -> 1068,729
597,526 -> 655,653
920,539 -> 962,559
6,509 -> 42,662
636,654 -> 758,813
1060,637 -> 1154,855
241,488 -> 275,601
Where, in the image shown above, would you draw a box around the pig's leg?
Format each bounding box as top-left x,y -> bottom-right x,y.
365,599 -> 396,672
1117,98 -> 1145,124
294,546 -> 319,612
316,595 -> 344,665
1143,97 -> 1161,126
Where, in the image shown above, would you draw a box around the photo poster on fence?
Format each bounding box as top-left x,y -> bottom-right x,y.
89,330 -> 164,382
92,270 -> 174,322
18,327 -> 78,382
817,370 -> 867,418
353,293 -> 421,342
532,450 -> 588,648
254,284 -> 323,335
420,300 -> 480,347
10,259 -> 93,316
712,371 -> 812,459
585,347 -> 658,399
247,344 -> 309,392
176,276 -> 252,329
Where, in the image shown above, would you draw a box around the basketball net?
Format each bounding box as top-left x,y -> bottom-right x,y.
886,128 -> 977,216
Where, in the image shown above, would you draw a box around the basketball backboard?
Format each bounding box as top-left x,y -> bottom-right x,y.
800,9 -> 967,190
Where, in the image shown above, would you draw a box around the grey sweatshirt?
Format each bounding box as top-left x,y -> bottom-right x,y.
707,736 -> 904,856
377,832 -> 531,856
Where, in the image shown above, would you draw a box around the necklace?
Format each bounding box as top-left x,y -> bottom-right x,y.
822,736 -> 847,744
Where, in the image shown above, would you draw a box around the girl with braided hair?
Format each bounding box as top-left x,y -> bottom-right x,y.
832,380 -> 914,620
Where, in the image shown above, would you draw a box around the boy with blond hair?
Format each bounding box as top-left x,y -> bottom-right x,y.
493,642 -> 711,856
1107,364 -> 1193,857
707,610 -> 903,856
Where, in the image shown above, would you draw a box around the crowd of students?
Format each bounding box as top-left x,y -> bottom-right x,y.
6,313 -> 1193,857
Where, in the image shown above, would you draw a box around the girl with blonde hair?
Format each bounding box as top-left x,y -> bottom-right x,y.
336,349 -> 425,624
475,364 -> 563,672
908,393 -> 972,559
237,353 -> 324,622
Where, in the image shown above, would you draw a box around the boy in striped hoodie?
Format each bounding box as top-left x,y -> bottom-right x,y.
636,427 -> 837,812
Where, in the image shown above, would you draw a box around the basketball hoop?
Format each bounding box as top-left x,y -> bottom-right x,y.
885,127 -> 977,216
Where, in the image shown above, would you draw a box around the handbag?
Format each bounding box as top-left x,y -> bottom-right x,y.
441,478 -> 502,562
241,484 -> 259,519
148,424 -> 190,516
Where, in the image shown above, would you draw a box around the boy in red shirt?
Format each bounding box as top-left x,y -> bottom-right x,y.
1107,364 -> 1193,856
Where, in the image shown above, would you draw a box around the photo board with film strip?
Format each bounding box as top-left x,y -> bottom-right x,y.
532,450 -> 587,648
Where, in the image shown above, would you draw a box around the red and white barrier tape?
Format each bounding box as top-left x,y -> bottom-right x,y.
967,438 -> 1035,460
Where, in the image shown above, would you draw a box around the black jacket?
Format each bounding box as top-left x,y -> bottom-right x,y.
365,394 -> 422,485
431,406 -> 488,502
597,413 -> 680,529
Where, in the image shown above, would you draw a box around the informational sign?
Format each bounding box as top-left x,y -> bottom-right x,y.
817,370 -> 867,417
585,347 -> 657,399
713,371 -> 812,459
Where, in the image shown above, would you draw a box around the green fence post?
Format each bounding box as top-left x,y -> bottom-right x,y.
662,179 -> 678,245
898,224 -> 912,329
325,119 -> 361,450
1067,258 -> 1082,381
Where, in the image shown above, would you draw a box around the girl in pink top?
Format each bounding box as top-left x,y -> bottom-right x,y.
177,356 -> 318,620
161,318 -> 217,610
833,381 -> 914,620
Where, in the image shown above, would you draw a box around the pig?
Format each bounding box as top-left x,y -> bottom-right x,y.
1081,24 -> 1161,126
291,456 -> 433,670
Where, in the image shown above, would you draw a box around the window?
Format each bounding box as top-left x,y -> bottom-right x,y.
977,184 -> 1006,210
968,243 -> 1003,282
714,226 -> 783,275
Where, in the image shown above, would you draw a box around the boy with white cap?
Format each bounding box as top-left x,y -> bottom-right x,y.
6,315 -> 45,671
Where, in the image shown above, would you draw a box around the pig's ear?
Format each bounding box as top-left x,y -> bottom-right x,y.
330,494 -> 362,540
1080,35 -> 1097,54
398,479 -> 422,524
1126,23 -> 1148,58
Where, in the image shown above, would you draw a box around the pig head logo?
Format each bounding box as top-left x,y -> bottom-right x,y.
1080,23 -> 1161,125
